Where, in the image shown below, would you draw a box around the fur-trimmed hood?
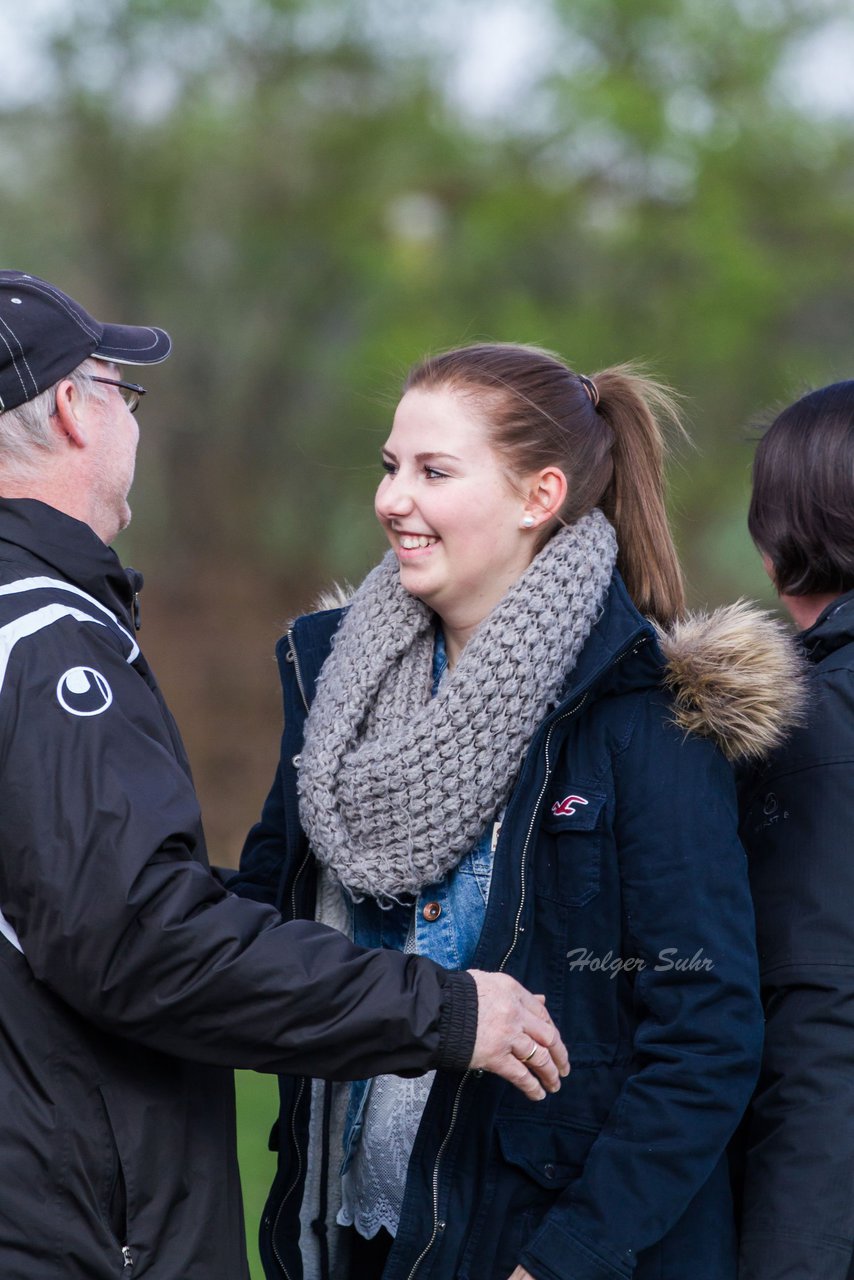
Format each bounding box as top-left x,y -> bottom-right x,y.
311,582 -> 354,615
656,601 -> 805,764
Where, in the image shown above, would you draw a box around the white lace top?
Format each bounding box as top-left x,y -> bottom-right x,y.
337,912 -> 434,1239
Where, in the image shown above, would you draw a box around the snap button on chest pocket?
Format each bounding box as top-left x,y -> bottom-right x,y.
422,901 -> 442,922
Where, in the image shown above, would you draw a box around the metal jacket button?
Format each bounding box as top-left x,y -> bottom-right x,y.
544,1163 -> 555,1179
422,901 -> 442,922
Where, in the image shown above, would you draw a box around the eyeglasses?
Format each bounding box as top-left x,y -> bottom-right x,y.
88,376 -> 147,414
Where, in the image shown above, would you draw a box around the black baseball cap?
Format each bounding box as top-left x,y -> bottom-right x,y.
0,271 -> 172,412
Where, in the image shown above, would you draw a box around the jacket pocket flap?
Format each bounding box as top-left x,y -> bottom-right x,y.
496,1117 -> 596,1189
542,789 -> 606,833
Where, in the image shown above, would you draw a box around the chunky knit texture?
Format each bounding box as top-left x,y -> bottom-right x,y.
298,508 -> 618,900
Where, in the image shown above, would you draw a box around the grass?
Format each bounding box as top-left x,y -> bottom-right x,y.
236,1070 -> 281,1280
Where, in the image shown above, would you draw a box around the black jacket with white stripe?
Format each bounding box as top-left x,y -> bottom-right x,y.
0,498 -> 475,1279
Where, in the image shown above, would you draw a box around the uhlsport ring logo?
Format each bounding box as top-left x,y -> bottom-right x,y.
56,667 -> 113,717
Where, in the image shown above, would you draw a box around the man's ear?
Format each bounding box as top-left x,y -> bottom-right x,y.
53,378 -> 88,449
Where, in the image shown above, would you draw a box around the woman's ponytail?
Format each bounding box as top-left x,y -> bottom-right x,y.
592,364 -> 686,627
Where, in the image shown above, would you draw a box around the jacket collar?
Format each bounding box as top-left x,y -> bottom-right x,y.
556,570 -> 656,706
799,588 -> 854,663
0,497 -> 139,628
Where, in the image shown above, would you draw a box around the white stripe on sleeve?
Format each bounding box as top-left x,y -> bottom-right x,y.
0,906 -> 23,954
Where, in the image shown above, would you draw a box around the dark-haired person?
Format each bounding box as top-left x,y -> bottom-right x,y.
235,343 -> 800,1280
737,380 -> 854,1280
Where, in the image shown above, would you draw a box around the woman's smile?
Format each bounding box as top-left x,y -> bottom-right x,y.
394,531 -> 440,555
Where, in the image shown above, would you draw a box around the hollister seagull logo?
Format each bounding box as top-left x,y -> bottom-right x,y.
551,794 -> 589,817
56,667 -> 113,717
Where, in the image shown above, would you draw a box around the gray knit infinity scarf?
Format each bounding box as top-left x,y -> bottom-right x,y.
298,508 -> 617,900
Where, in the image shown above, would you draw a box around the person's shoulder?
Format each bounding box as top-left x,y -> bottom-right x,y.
814,638 -> 854,686
0,542 -> 51,588
279,594 -> 349,654
758,656 -> 854,780
273,591 -> 352,702
0,567 -> 136,657
0,569 -> 142,736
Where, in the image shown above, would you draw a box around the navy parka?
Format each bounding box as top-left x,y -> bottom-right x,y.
236,572 -> 764,1280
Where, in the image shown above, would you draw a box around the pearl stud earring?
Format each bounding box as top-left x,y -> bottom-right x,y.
521,515 -> 535,528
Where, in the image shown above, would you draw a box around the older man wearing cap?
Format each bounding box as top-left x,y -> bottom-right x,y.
0,272 -> 567,1279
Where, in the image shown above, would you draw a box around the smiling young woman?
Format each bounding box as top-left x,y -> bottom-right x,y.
235,342 -> 801,1280
375,383 -> 560,665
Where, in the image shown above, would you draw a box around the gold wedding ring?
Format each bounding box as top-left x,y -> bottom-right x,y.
522,1045 -> 538,1063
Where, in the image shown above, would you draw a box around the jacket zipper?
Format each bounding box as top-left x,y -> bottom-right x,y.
286,628 -> 310,714
271,1076 -> 307,1280
500,630 -> 648,975
402,1071 -> 468,1280
271,630 -> 313,1279
121,1246 -> 133,1269
498,689 -> 592,976
404,635 -> 649,1280
286,629 -> 312,923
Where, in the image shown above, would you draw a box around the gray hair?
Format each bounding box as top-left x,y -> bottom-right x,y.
0,357 -> 110,468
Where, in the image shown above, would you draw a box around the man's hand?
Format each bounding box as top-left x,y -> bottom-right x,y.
467,969 -> 569,1101
507,1269 -> 536,1280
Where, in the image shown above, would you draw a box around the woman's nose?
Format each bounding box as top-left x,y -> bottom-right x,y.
376,472 -> 415,519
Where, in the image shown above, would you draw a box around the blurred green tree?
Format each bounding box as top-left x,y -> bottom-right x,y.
5,0 -> 853,584
2,0 -> 853,854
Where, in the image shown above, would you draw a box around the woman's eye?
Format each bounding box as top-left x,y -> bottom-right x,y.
424,466 -> 449,480
381,459 -> 397,475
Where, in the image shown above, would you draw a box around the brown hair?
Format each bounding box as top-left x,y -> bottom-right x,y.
403,343 -> 686,625
749,380 -> 854,596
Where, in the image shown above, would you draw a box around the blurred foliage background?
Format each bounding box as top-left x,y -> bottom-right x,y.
4,2 -> 854,1274
3,0 -> 853,857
